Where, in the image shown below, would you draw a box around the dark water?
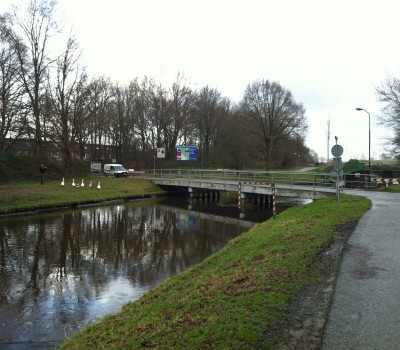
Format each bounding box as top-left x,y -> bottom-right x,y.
0,195 -> 309,349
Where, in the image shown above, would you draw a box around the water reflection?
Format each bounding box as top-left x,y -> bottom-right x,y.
0,196 -> 265,348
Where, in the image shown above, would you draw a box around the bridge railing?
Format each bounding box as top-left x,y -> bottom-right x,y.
141,169 -> 338,187
139,169 -> 378,189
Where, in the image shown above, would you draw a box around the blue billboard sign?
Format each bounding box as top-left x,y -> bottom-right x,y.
176,145 -> 197,161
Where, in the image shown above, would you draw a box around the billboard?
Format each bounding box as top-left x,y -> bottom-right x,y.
176,145 -> 197,161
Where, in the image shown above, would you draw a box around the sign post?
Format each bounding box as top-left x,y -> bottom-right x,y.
156,148 -> 165,171
331,137 -> 343,204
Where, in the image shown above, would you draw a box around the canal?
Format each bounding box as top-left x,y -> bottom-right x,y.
0,194 -> 309,349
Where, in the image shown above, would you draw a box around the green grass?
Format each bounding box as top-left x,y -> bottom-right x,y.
374,184 -> 400,192
0,176 -> 165,214
60,194 -> 371,350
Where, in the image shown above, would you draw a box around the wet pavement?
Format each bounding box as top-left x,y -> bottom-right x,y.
322,190 -> 400,349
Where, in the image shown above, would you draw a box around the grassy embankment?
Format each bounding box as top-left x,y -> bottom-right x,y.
60,194 -> 371,349
0,176 -> 165,215
375,183 -> 400,192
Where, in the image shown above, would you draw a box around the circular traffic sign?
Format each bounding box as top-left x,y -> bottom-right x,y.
331,144 -> 343,157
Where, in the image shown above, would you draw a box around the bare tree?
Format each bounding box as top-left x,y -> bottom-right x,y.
0,38 -> 26,152
46,36 -> 87,162
108,83 -> 138,163
85,76 -> 113,160
376,76 -> 400,156
71,76 -> 90,160
164,73 -> 196,160
2,0 -> 59,155
240,79 -> 307,169
193,86 -> 225,162
213,106 -> 256,169
147,79 -> 167,150
129,77 -> 153,164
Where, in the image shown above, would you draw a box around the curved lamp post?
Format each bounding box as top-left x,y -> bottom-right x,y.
356,107 -> 371,188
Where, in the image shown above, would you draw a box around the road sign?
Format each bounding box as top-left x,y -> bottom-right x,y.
331,144 -> 343,157
157,148 -> 165,158
333,157 -> 343,170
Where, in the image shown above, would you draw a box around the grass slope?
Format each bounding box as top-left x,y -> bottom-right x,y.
0,154 -> 89,183
0,176 -> 164,215
60,194 -> 371,350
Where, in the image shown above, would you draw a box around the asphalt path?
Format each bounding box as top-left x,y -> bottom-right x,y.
322,190 -> 400,349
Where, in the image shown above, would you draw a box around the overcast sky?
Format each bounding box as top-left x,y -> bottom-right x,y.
2,0 -> 400,162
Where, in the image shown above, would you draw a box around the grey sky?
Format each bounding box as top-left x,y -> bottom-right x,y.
2,0 -> 399,161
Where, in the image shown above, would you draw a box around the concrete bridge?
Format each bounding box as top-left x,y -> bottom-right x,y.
144,169 -> 343,208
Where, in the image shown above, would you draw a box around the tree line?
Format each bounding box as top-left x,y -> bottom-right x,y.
0,0 -> 313,169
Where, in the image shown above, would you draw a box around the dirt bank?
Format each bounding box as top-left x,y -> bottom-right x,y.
277,222 -> 356,349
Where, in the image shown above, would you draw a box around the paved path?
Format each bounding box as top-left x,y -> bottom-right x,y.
322,190 -> 400,349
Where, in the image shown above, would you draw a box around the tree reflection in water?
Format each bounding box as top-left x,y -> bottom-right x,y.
0,197 -> 256,347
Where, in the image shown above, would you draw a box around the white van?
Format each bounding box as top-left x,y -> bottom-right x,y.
103,164 -> 128,177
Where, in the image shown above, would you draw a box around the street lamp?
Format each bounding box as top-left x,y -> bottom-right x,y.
356,107 -> 371,187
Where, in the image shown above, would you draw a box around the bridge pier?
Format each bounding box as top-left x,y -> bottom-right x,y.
189,186 -> 275,211
189,187 -> 220,202
241,193 -> 272,208
238,192 -> 273,210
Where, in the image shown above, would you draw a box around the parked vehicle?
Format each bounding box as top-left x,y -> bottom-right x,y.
103,164 -> 128,177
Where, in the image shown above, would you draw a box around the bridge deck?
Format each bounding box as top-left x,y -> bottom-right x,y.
153,178 -> 336,199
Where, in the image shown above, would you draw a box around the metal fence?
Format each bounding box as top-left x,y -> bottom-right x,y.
144,169 -> 318,184
138,169 -> 381,190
